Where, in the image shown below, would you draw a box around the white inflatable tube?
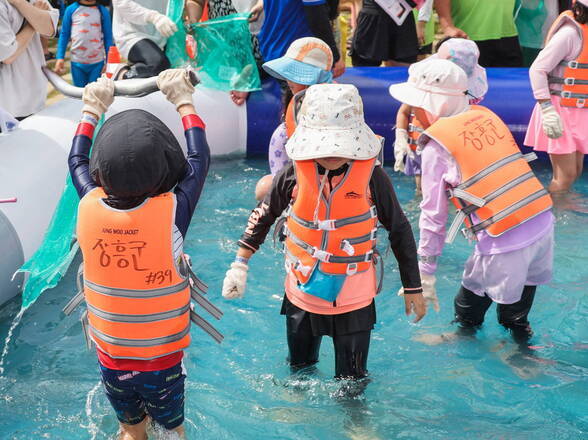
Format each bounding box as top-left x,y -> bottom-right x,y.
0,85 -> 246,306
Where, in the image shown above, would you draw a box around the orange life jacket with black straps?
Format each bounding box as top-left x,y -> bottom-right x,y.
546,10 -> 588,108
73,187 -> 222,360
423,106 -> 553,243
284,159 -> 379,284
407,113 -> 424,152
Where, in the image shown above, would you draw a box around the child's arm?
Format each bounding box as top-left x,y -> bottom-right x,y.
55,4 -> 74,74
396,103 -> 411,130
185,0 -> 205,24
68,78 -> 114,199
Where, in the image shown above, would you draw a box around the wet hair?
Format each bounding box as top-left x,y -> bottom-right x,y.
573,2 -> 588,24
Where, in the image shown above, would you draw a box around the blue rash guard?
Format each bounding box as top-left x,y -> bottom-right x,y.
68,114 -> 210,239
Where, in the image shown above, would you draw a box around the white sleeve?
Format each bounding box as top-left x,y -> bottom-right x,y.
113,0 -> 155,25
417,0 -> 433,22
0,4 -> 18,62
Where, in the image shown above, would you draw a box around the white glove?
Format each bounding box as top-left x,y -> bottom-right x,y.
147,11 -> 177,38
394,128 -> 410,173
420,272 -> 439,313
397,272 -> 439,313
540,103 -> 564,139
82,76 -> 114,118
222,262 -> 249,299
157,69 -> 195,109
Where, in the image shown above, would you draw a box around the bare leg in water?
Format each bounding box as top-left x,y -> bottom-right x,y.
548,152 -> 581,193
119,419 -> 185,440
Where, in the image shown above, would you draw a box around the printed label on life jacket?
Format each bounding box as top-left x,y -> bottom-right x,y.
459,115 -> 508,151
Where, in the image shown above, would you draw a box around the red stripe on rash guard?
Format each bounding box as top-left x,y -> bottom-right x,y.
75,122 -> 95,138
182,114 -> 205,131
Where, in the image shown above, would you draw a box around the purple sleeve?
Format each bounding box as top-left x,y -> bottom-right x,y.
417,140 -> 459,274
174,116 -> 210,238
268,123 -> 290,176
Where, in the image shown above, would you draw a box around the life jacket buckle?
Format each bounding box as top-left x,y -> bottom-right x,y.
370,228 -> 378,241
317,219 -> 336,231
311,247 -> 332,262
364,250 -> 374,262
568,60 -> 579,69
461,227 -> 477,243
564,77 -> 576,86
561,90 -> 573,99
297,262 -> 313,277
341,240 -> 355,256
346,263 -> 358,276
369,205 -> 377,218
577,98 -> 586,108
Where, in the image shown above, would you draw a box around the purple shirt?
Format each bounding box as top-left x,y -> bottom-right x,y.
418,139 -> 554,275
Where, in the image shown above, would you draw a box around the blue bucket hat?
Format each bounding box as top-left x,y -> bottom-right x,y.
262,37 -> 334,85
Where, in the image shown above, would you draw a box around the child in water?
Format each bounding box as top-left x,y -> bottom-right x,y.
66,70 -> 214,439
223,84 -> 426,379
254,37 -> 334,201
390,59 -> 554,346
524,0 -> 588,193
394,38 -> 488,194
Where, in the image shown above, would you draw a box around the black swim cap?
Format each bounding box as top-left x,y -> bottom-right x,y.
90,109 -> 186,199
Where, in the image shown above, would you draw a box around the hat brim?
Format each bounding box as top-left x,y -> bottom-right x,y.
262,57 -> 333,86
425,54 -> 488,100
285,122 -> 381,161
388,82 -> 470,118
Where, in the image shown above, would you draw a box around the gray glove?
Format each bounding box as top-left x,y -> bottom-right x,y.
82,76 -> 114,118
156,69 -> 195,109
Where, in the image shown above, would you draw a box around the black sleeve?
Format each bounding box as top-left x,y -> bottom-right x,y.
303,3 -> 341,62
68,132 -> 98,199
370,166 -> 422,292
238,163 -> 296,252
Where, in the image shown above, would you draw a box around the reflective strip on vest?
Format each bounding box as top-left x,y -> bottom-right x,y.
284,226 -> 374,264
288,205 -> 377,231
84,279 -> 189,298
470,188 -> 549,234
87,303 -> 190,323
457,152 -> 536,191
90,324 -> 190,347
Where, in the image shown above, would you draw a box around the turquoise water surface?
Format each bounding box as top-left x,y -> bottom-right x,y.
0,159 -> 587,439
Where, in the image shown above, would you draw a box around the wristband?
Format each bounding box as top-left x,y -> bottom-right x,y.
81,113 -> 98,126
235,256 -> 249,265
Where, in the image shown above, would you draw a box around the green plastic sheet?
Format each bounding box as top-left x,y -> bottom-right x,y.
190,13 -> 261,92
515,0 -> 547,49
165,0 -> 189,68
17,118 -> 104,308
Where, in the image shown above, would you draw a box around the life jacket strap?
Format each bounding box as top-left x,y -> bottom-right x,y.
190,286 -> 223,320
87,303 -> 190,323
548,76 -> 588,86
288,205 -> 377,231
408,123 -> 424,133
447,188 -> 486,208
81,310 -> 94,350
558,60 -> 588,69
62,263 -> 86,315
550,90 -> 588,107
469,188 -> 550,235
190,305 -> 224,344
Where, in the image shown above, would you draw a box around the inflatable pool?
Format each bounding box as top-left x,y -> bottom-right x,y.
0,67 -> 538,306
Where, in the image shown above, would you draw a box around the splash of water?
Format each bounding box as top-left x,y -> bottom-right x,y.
84,381 -> 101,440
0,306 -> 27,376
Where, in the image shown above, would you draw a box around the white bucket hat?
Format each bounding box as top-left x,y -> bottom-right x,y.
286,84 -> 381,161
426,38 -> 488,101
388,59 -> 470,118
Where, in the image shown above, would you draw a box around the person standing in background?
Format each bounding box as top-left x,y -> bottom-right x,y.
255,0 -> 345,79
351,0 -> 419,67
0,0 -> 58,119
434,0 -> 523,67
54,0 -> 113,86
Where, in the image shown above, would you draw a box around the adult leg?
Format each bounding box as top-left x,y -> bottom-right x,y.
497,285 -> 536,344
124,39 -> 170,79
453,285 -> 493,336
497,36 -> 523,67
575,151 -> 584,182
549,153 -> 579,193
333,330 -> 371,379
350,53 -> 381,67
286,310 -> 322,369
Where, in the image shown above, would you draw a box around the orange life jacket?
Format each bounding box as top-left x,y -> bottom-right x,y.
546,10 -> 588,108
284,159 -> 378,284
76,188 -> 207,360
285,98 -> 297,139
424,106 -> 552,242
407,113 -> 424,152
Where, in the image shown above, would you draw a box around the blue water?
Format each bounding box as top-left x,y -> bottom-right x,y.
0,159 -> 587,439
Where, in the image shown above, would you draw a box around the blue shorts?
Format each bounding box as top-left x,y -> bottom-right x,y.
98,362 -> 186,430
70,61 -> 104,87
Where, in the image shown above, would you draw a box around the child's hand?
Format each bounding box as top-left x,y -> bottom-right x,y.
82,76 -> 114,119
249,0 -> 263,22
33,0 -> 49,10
404,293 -> 426,323
157,69 -> 194,109
416,21 -> 426,47
54,59 -> 65,75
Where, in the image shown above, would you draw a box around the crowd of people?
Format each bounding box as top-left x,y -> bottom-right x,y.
1,0 -> 588,439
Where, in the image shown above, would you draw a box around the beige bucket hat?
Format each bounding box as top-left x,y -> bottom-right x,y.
285,84 -> 381,161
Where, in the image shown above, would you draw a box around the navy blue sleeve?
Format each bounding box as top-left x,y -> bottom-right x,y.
174,117 -> 211,238
68,124 -> 98,199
